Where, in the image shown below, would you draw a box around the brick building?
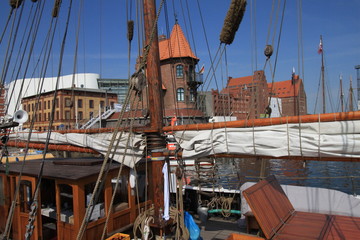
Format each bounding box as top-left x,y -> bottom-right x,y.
22,88 -> 117,131
268,74 -> 307,116
212,71 -> 307,119
213,70 -> 269,119
132,23 -> 204,125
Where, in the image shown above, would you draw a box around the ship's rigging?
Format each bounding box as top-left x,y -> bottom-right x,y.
0,0 -> 360,240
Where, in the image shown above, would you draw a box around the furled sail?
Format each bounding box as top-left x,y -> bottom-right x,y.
175,120 -> 360,160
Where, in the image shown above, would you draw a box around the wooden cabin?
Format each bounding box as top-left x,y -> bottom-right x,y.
0,158 -> 151,240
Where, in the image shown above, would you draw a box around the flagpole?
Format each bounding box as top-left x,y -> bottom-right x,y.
320,35 -> 325,114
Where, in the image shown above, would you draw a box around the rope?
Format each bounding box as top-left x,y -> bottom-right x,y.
25,0 -> 74,238
0,8 -> 14,45
206,196 -> 234,218
133,206 -> 155,240
77,82 -> 137,240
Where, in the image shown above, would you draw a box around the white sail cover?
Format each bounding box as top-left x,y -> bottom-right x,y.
10,119 -> 360,168
10,130 -> 144,168
175,120 -> 360,160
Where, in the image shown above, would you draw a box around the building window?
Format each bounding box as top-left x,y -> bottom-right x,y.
38,114 -> 41,121
65,111 -> 71,120
23,105 -> 26,111
78,111 -> 83,120
48,100 -> 50,109
190,88 -> 195,102
56,111 -> 59,120
100,101 -> 104,108
65,98 -> 72,107
176,65 -> 184,78
89,100 -> 94,108
56,98 -> 59,108
48,112 -> 51,121
78,99 -> 83,108
38,102 -> 41,110
32,104 -> 34,111
89,112 -> 93,119
44,101 -> 46,110
177,88 -> 184,101
44,113 -> 46,120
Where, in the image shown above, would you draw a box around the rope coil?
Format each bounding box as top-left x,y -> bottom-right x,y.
220,0 -> 247,45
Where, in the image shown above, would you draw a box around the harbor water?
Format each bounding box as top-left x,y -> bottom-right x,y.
197,158 -> 360,195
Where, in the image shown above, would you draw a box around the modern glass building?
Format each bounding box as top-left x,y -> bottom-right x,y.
97,78 -> 129,104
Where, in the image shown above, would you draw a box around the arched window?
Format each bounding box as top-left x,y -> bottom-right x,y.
176,65 -> 184,78
177,88 -> 184,101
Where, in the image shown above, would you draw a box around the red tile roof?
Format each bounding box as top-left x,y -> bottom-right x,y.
159,24 -> 198,61
268,76 -> 302,98
227,76 -> 254,88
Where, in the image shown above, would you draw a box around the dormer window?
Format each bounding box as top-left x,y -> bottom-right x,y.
176,65 -> 184,78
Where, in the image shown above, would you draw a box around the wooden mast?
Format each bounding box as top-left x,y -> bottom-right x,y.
143,0 -> 166,224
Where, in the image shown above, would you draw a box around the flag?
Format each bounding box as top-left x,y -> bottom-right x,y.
318,38 -> 323,54
199,64 -> 205,74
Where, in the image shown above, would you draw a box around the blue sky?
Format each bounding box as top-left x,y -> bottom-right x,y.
0,0 -> 359,114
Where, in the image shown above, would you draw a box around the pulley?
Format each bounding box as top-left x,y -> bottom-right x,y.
130,69 -> 146,94
264,45 -> 273,58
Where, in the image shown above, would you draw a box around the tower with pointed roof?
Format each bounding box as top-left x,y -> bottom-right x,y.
130,23 -> 204,125
158,23 -> 204,123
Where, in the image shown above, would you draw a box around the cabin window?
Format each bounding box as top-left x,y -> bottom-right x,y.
0,177 -> 4,205
59,184 -> 74,224
89,100 -> 94,108
176,65 -> 184,78
78,99 -> 83,108
85,182 -> 105,221
112,174 -> 129,212
19,180 -> 32,213
65,98 -> 72,107
177,88 -> 184,102
135,169 -> 149,203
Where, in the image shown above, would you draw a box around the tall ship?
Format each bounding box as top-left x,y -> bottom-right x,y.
0,0 -> 360,239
